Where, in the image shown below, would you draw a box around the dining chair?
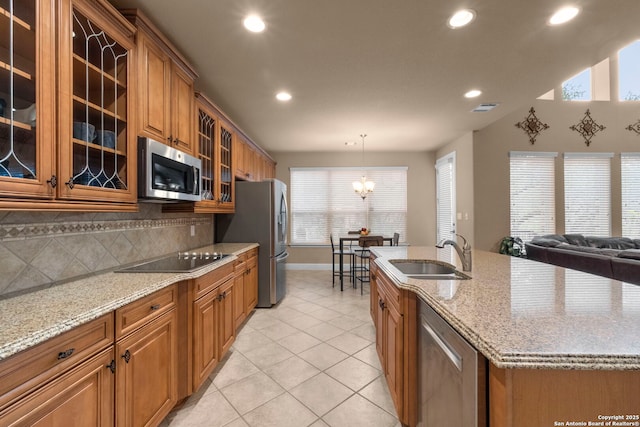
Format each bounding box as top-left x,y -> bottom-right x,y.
354,235 -> 384,294
330,234 -> 355,287
392,232 -> 400,246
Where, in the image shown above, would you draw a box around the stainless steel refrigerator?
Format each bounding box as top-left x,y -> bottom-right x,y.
215,179 -> 288,307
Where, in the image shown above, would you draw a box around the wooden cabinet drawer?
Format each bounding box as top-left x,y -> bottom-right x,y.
246,248 -> 258,262
0,313 -> 114,411
116,284 -> 177,339
234,252 -> 248,271
193,263 -> 234,300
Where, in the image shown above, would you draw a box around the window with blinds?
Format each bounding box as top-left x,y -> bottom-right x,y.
290,167 -> 407,245
564,153 -> 613,236
509,152 -> 557,242
436,153 -> 455,243
621,153 -> 640,238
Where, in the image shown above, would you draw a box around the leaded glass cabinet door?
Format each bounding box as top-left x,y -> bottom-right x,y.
197,104 -> 215,204
217,121 -> 234,211
0,0 -> 55,199
192,93 -> 234,213
57,0 -> 136,203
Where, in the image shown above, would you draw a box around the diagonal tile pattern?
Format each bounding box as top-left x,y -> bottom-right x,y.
160,270 -> 400,427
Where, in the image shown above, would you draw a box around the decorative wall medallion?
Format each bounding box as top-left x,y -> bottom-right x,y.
514,107 -> 549,144
625,119 -> 640,135
569,109 -> 606,146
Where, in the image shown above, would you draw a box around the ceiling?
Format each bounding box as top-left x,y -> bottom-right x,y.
108,0 -> 640,152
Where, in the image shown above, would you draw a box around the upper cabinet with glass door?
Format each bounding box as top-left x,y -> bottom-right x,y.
164,93 -> 234,214
57,0 -> 137,204
0,0 -> 55,199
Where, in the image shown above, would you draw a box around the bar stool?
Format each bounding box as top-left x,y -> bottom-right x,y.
330,234 -> 355,286
354,235 -> 384,294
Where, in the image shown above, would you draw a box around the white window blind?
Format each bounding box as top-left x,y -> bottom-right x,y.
436,153 -> 455,243
290,167 -> 407,245
509,151 -> 557,242
621,153 -> 640,238
564,153 -> 612,236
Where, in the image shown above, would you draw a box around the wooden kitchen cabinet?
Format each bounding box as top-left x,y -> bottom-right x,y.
233,253 -> 247,329
370,260 -> 417,427
0,0 -> 55,200
162,92 -> 235,214
218,276 -> 235,356
0,348 -> 115,426
121,9 -> 197,155
190,263 -> 235,392
192,282 -> 221,391
234,134 -> 275,182
232,247 -> 259,329
0,0 -> 138,210
0,313 -> 114,413
115,284 -> 178,427
57,0 -> 138,205
489,365 -> 640,427
244,248 -> 259,313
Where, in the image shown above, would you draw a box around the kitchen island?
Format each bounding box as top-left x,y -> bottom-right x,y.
371,246 -> 640,427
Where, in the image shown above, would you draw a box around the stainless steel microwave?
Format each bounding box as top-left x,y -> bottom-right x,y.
138,137 -> 202,202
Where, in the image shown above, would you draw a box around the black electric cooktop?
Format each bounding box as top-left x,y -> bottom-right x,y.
116,252 -> 229,273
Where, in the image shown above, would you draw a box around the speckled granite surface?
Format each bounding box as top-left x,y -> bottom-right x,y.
371,246 -> 640,370
0,243 -> 257,361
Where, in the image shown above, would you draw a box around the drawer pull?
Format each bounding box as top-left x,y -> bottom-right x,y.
150,304 -> 161,311
57,348 -> 75,360
122,350 -> 131,363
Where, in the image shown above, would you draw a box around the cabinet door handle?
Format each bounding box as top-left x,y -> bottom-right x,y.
121,350 -> 131,363
47,175 -> 57,188
150,304 -> 160,311
378,299 -> 385,310
167,135 -> 173,143
106,360 -> 116,373
57,348 -> 75,360
64,178 -> 75,189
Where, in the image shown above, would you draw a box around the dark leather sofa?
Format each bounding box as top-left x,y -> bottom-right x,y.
525,234 -> 640,285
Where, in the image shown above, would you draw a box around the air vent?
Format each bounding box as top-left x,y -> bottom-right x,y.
472,103 -> 499,112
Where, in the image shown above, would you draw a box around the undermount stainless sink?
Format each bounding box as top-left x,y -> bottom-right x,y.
389,259 -> 471,280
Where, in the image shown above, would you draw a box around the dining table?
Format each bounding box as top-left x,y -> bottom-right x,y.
339,234 -> 393,291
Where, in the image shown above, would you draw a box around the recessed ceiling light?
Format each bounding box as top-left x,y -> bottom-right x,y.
548,6 -> 580,25
464,89 -> 482,98
448,9 -> 476,29
243,15 -> 265,33
276,91 -> 292,102
344,141 -> 357,147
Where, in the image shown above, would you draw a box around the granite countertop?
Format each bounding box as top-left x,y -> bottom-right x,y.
371,246 -> 640,370
0,243 -> 258,361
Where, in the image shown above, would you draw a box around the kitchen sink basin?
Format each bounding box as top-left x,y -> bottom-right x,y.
389,259 -> 470,280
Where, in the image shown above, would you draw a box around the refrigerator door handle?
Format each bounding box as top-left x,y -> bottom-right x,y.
279,192 -> 288,246
275,252 -> 289,262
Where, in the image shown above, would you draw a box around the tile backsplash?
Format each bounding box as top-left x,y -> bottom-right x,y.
0,204 -> 213,297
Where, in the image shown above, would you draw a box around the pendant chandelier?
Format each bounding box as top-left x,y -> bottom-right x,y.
352,134 -> 375,199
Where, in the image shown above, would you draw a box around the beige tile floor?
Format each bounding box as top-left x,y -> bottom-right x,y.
160,270 -> 400,427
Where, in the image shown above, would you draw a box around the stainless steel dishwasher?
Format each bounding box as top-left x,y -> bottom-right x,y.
418,299 -> 487,427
